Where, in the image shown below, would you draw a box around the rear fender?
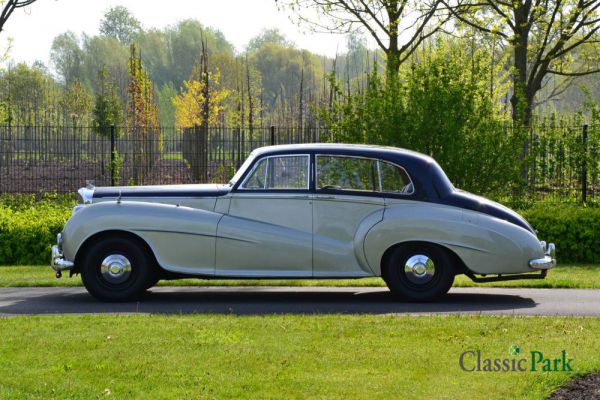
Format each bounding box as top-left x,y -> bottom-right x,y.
364,202 -> 543,275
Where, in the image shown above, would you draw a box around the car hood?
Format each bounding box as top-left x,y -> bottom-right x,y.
442,190 -> 535,235
92,184 -> 231,199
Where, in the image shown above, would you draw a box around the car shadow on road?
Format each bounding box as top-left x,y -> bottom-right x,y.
0,287 -> 537,316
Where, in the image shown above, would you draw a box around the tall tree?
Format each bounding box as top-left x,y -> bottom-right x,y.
0,0 -> 38,33
99,6 -> 141,45
61,79 -> 92,124
246,28 -> 293,51
50,31 -> 85,85
92,67 -> 123,136
276,0 -> 447,78
443,0 -> 600,125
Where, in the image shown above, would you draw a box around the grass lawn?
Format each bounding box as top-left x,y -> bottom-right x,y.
0,264 -> 598,289
0,315 -> 597,399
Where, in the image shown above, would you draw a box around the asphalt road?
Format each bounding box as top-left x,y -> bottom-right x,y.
0,286 -> 599,316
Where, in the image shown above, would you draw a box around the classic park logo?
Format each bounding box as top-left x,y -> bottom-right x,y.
459,345 -> 574,372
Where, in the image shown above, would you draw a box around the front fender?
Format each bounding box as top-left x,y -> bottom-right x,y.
364,202 -> 544,275
62,201 -> 222,275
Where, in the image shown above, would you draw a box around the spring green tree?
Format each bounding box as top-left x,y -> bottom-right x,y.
443,0 -> 600,126
99,6 -> 141,45
92,67 -> 123,136
277,0 -> 447,78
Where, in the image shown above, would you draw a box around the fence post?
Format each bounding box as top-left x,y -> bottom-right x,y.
582,124 -> 588,204
110,124 -> 116,187
270,126 -> 275,146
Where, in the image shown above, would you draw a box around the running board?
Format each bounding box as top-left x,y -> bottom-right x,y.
465,269 -> 547,283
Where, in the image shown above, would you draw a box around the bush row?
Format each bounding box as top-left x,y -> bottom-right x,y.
0,196 -> 597,265
521,205 -> 600,264
0,195 -> 75,265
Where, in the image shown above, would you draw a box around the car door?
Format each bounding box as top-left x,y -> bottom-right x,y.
312,155 -> 397,277
215,154 -> 313,277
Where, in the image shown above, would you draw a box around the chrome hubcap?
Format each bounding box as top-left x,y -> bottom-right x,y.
100,254 -> 132,284
404,254 -> 435,284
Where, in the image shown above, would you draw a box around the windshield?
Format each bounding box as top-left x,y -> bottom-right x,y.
228,152 -> 257,186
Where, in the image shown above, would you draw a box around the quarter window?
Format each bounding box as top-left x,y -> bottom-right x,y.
241,155 -> 309,190
380,160 -> 413,194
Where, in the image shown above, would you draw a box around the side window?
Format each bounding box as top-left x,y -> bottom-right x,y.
316,155 -> 414,194
317,156 -> 378,191
241,158 -> 267,189
380,161 -> 413,194
241,155 -> 309,190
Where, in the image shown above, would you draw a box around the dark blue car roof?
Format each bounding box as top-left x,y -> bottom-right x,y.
249,143 -> 455,200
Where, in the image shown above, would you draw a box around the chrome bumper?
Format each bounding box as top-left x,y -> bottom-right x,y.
51,234 -> 74,277
529,241 -> 556,270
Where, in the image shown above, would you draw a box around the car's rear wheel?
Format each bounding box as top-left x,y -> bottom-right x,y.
80,236 -> 154,302
383,243 -> 455,302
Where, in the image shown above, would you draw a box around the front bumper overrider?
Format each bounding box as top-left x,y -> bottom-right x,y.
529,241 -> 556,270
51,233 -> 74,278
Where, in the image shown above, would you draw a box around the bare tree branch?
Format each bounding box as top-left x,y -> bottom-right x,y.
548,68 -> 600,76
0,0 -> 39,33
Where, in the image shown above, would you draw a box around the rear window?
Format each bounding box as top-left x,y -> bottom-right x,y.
316,155 -> 413,194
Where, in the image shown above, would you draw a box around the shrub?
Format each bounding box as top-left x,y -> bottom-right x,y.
521,205 -> 600,263
0,195 -> 75,265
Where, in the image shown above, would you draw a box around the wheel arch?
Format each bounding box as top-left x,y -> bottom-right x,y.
73,230 -> 159,274
380,240 -> 468,281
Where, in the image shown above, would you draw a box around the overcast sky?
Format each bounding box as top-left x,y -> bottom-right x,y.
2,0 -> 356,67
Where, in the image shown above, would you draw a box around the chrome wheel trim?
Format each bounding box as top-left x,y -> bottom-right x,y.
403,254 -> 435,285
100,254 -> 132,284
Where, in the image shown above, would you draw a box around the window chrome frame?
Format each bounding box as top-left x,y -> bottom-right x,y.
238,154 -> 311,191
315,154 -> 415,195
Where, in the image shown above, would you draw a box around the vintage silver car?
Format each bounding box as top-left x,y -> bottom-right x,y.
51,144 -> 556,302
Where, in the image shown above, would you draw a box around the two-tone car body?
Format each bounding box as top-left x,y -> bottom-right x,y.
52,144 -> 555,301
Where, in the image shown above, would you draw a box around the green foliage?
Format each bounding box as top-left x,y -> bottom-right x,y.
522,205 -> 600,264
0,63 -> 66,125
127,44 -> 159,129
322,39 -> 525,196
156,82 -> 177,127
50,31 -> 84,86
0,195 -> 75,265
108,149 -> 123,186
60,79 -> 93,124
248,42 -> 323,121
92,67 -> 123,136
246,28 -> 292,52
99,6 -> 141,45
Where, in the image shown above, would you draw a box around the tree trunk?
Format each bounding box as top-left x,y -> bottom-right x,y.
385,1 -> 401,80
510,4 -> 532,127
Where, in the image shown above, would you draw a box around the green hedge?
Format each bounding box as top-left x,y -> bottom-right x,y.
0,195 -> 74,265
0,195 -> 597,265
521,205 -> 600,264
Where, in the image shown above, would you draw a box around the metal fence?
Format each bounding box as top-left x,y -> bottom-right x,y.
0,125 -> 332,194
526,123 -> 599,204
0,123 -> 598,204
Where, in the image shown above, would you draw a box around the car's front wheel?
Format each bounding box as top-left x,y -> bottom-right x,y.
383,243 -> 455,302
80,236 -> 154,302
